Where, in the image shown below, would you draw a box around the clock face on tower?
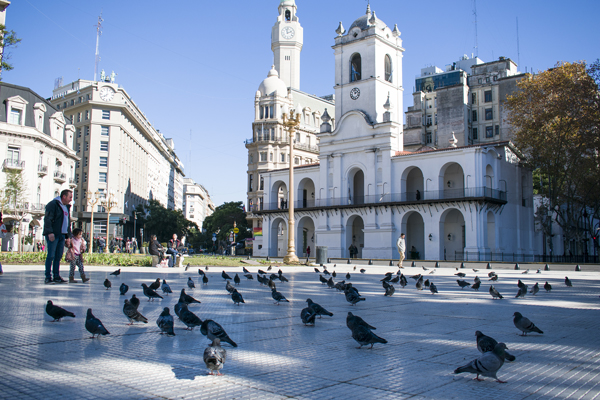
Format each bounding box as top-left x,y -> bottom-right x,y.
281,26 -> 295,39
99,86 -> 115,102
350,87 -> 360,100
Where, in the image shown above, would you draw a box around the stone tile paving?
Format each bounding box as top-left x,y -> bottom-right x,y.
0,263 -> 598,399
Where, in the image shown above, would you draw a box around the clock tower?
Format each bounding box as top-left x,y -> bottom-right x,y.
271,0 -> 303,90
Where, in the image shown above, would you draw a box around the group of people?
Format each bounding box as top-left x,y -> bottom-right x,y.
148,233 -> 186,268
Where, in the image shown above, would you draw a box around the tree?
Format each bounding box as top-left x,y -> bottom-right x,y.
1,170 -> 28,253
140,200 -> 197,243
201,201 -> 251,248
506,61 -> 600,256
0,24 -> 21,79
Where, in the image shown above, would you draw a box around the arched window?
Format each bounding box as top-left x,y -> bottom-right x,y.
384,54 -> 392,82
285,10 -> 291,21
350,53 -> 361,82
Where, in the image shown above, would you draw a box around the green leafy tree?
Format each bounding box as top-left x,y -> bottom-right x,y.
140,200 -> 197,243
0,24 -> 21,79
1,170 -> 28,253
202,201 -> 250,246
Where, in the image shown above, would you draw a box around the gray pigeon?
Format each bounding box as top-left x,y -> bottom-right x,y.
455,272 -> 466,278
454,342 -> 508,383
130,294 -> 140,309
221,271 -> 232,280
268,278 -> 277,291
200,319 -> 237,347
345,287 -> 365,305
472,281 -> 481,291
85,309 -> 110,338
244,273 -> 253,280
515,286 -> 527,298
489,275 -> 499,281
123,299 -> 148,325
475,331 -> 516,362
544,282 -> 552,292
156,307 -> 175,336
457,280 -> 471,289
350,324 -> 388,349
141,283 -> 164,301
119,283 -> 129,295
416,279 -> 423,291
346,312 -> 376,331
319,275 -> 328,285
300,307 -> 316,325
231,290 -> 245,305
179,289 -> 201,304
334,281 -> 347,291
513,312 -> 543,336
429,282 -> 438,294
202,275 -> 209,285
161,279 -> 172,295
179,304 -> 202,330
46,300 -> 75,322
187,277 -> 195,289
384,285 -> 395,296
271,288 -> 289,304
390,275 -> 400,284
306,298 -> 333,317
346,272 -> 351,280
327,277 -> 335,289
565,277 -> 573,287
204,338 -> 226,375
110,268 -> 121,276
360,268 -> 366,273
489,285 -> 503,299
174,301 -> 185,319
279,273 -> 289,282
225,280 -> 235,294
198,269 -> 205,276
149,278 -> 161,291
233,274 -> 241,285
104,279 -> 111,290
530,282 -> 539,296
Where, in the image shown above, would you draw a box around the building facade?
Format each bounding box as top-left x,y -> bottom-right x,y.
248,3 -> 535,261
50,78 -> 185,242
183,178 -> 215,231
0,82 -> 78,251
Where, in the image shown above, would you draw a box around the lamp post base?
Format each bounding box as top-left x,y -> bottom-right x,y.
283,254 -> 300,264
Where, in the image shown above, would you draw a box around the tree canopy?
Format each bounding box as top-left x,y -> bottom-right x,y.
191,201 -> 250,250
138,200 -> 197,243
0,24 -> 21,79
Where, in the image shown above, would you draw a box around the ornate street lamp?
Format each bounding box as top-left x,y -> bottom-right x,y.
282,109 -> 301,264
101,190 -> 118,253
86,190 -> 100,255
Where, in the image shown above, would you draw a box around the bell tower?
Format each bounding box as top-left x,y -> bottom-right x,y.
271,0 -> 303,90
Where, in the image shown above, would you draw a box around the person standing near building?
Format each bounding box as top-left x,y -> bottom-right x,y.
43,190 -> 73,284
396,233 -> 406,268
98,236 -> 105,253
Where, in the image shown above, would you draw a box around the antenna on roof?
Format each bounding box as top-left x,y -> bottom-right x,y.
93,12 -> 104,82
516,17 -> 521,70
472,0 -> 478,58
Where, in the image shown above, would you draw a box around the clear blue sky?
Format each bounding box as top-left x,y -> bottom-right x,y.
5,0 -> 599,207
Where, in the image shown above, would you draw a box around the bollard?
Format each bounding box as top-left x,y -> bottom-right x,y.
327,258 -> 331,263
347,259 -> 351,264
544,263 -> 550,271
575,264 -> 581,271
486,262 -> 492,269
411,261 -> 416,267
320,264 -> 323,267
389,260 -> 394,266
266,256 -> 270,261
514,263 -> 520,270
435,261 -> 440,268
460,262 -> 465,269
368,259 -> 373,265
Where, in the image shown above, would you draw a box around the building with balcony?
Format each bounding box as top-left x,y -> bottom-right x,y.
247,3 -> 535,261
182,178 -> 215,231
0,82 -> 78,251
49,77 -> 185,242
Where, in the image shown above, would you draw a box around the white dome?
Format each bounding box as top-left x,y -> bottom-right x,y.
258,66 -> 288,97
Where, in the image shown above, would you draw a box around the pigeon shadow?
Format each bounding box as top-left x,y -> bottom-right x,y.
84,338 -> 108,359
171,364 -> 206,380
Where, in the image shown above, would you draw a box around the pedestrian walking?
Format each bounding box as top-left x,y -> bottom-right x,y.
0,212 -> 10,274
396,233 -> 406,268
306,246 -> 311,258
98,236 -> 106,253
43,189 -> 73,284
66,228 -> 89,283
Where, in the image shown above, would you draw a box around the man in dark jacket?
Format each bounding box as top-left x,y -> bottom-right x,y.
149,235 -> 165,259
43,189 -> 73,283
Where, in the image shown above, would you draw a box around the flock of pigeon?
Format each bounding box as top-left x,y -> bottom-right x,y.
44,262 -> 574,381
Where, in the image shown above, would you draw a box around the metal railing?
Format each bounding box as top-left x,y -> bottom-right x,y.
3,159 -> 25,169
37,164 -> 48,174
53,171 -> 67,181
453,251 -> 598,264
250,187 -> 506,212
245,137 -> 319,153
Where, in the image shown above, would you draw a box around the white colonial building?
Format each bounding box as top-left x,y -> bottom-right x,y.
247,2 -> 535,261
183,178 -> 215,231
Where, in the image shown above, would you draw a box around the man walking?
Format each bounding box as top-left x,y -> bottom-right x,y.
396,233 -> 406,268
43,189 -> 73,283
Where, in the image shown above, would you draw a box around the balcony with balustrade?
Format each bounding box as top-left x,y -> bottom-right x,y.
3,159 -> 25,171
37,164 -> 48,176
53,171 -> 67,183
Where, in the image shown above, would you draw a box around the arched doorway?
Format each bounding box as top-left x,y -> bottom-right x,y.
402,211 -> 424,260
403,167 -> 424,201
297,178 -> 315,209
346,215 -> 364,258
270,181 -> 288,210
440,162 -> 464,199
439,208 -> 465,260
348,168 -> 365,205
270,218 -> 288,257
487,211 -> 496,253
297,216 -> 315,257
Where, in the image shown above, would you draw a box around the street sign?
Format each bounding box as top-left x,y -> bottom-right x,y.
212,237 -> 216,242
233,228 -> 239,234
212,233 -> 217,238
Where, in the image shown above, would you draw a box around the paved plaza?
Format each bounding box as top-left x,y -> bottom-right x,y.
0,262 -> 599,399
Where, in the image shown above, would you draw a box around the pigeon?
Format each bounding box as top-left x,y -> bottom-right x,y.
123,299 -> 148,325
489,285 -> 503,299
141,283 -> 164,301
530,282 -> 539,296
279,274 -> 289,283
334,281 -> 347,291
110,269 -> 121,276
156,307 -> 175,336
205,266 -> 209,271
149,278 -> 161,291
423,266 -> 429,271
454,342 -> 508,383
174,301 -> 185,319
488,271 -> 497,278
103,279 -> 111,290
327,277 -> 335,289
46,300 -> 75,322
517,280 -> 525,289
221,271 -> 232,280
187,277 -> 196,289
346,272 -> 351,280
345,287 -> 366,305
543,282 -> 552,292
416,279 -> 423,290
346,312 -> 377,331
455,272 -> 466,278
380,274 -> 392,283
319,275 -> 328,285
429,282 -> 438,294
161,279 -> 172,295
258,269 -> 267,275
242,266 -> 250,273
179,304 -> 202,330
489,275 -> 499,281
474,276 -> 481,284
382,280 -> 390,290
268,278 -> 277,291
179,289 -> 201,304
198,269 -> 205,276
185,263 -> 190,271
515,286 -> 527,298
473,269 -> 479,272
200,319 -> 237,347
522,269 -> 529,274
384,285 -> 395,296
429,270 -> 436,274
306,298 -> 333,318
472,281 -> 481,291
475,331 -> 516,362
271,288 -> 289,304
267,266 -> 272,271
270,273 -> 280,282
332,271 -> 337,278
314,267 -> 320,273
85,309 -> 110,338
202,275 -> 209,285
323,269 -> 330,276
410,274 -> 422,280
513,312 -> 543,336
457,280 -> 471,289
390,275 -> 400,284
130,294 -> 140,309
399,275 -> 407,288
423,279 -> 430,288
225,281 -> 235,294
231,290 -> 245,305
233,274 -> 241,285
244,273 -> 254,280
360,269 -> 366,273
354,266 -> 357,271
204,338 -> 226,375
257,274 -> 267,286
350,324 -> 388,349
119,283 -> 129,295
565,277 -> 573,287
300,307 -> 316,325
